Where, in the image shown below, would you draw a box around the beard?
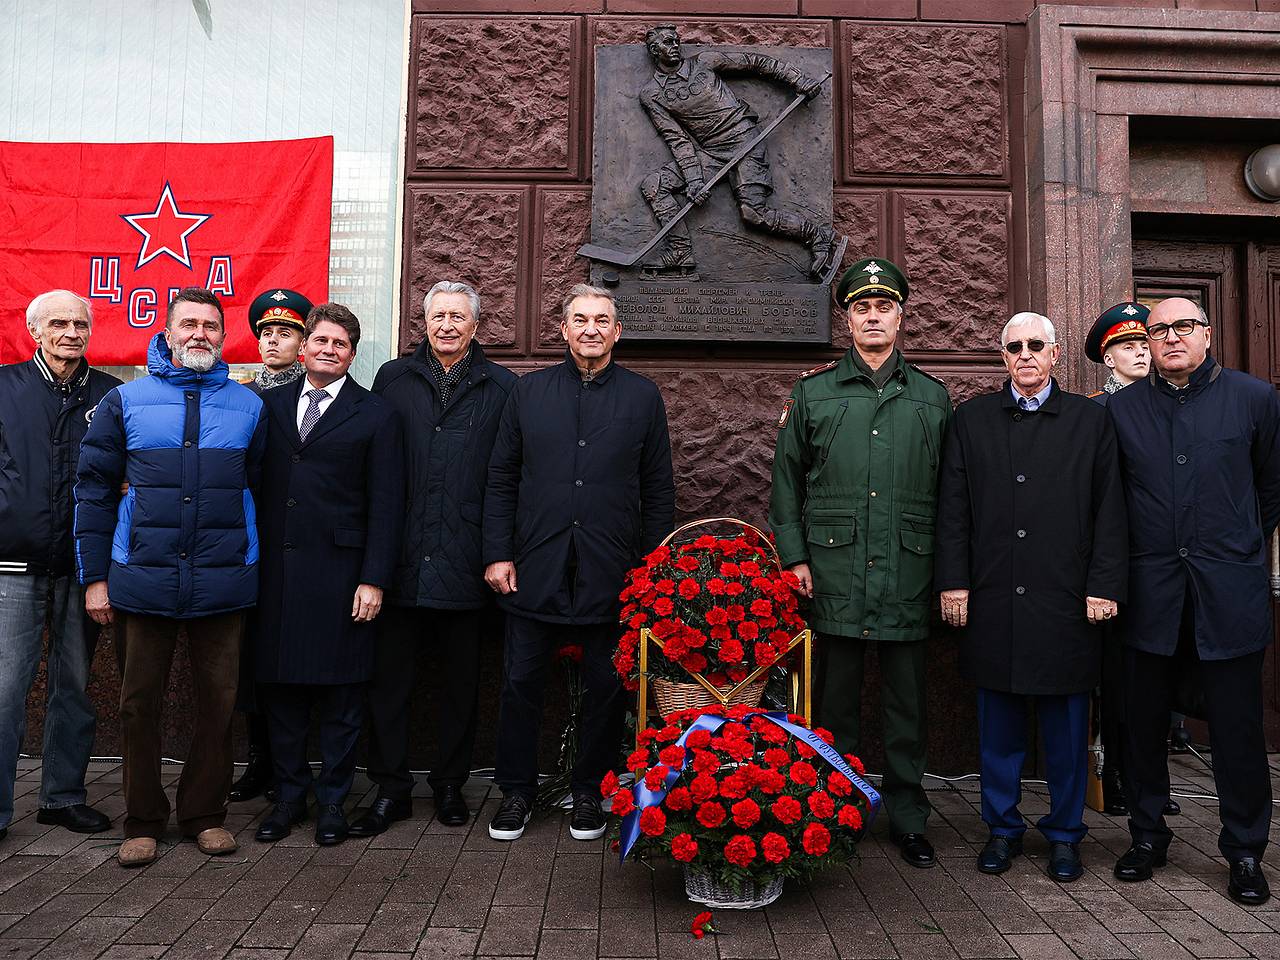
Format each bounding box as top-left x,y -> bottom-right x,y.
174,339 -> 221,372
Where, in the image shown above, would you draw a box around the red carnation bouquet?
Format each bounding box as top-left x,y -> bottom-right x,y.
603,704 -> 872,900
614,530 -> 806,691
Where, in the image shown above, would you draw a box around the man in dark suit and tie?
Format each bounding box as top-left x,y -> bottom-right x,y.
251,303 -> 405,846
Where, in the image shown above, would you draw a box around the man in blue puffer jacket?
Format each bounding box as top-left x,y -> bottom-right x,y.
74,287 -> 266,868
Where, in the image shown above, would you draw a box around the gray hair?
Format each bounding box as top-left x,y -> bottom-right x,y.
26,290 -> 92,334
424,280 -> 480,324
561,283 -> 616,322
1001,311 -> 1056,345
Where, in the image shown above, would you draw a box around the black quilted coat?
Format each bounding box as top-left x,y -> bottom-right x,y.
373,341 -> 517,610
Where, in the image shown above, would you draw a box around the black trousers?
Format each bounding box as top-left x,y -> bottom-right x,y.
494,613 -> 624,802
261,682 -> 364,806
365,606 -> 482,801
1099,624 -> 1124,781
1122,588 -> 1272,862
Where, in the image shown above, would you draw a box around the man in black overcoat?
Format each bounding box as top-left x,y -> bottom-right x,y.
483,283 -> 675,843
348,281 -> 516,837
252,303 -> 404,847
1108,297 -> 1280,906
936,311 -> 1127,882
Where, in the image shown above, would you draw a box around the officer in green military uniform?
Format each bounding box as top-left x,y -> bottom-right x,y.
769,258 -> 951,868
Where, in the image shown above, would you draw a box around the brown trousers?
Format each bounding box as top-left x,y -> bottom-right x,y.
115,610 -> 243,839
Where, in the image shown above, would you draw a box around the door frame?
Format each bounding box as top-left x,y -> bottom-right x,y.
1025,5 -> 1280,393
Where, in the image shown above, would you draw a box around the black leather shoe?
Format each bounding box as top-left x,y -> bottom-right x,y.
978,835 -> 1022,874
0,826 -> 7,842
1113,841 -> 1167,882
348,796 -> 412,838
434,786 -> 469,827
890,831 -> 936,869
229,749 -> 274,803
36,804 -> 110,834
1102,767 -> 1128,816
1163,798 -> 1181,816
1229,858 -> 1271,906
254,801 -> 307,843
315,804 -> 348,846
1048,842 -> 1083,882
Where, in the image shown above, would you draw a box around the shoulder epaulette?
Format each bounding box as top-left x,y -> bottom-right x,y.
798,359 -> 840,380
907,363 -> 948,390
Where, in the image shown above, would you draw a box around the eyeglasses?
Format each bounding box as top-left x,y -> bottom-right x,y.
1003,339 -> 1053,355
1146,318 -> 1208,341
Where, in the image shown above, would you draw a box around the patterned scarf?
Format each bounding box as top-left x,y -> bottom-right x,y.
1102,372 -> 1126,395
254,361 -> 304,391
426,343 -> 473,406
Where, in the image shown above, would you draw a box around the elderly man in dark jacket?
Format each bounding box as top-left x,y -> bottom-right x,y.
0,291 -> 119,845
347,281 -> 516,837
75,288 -> 266,868
483,283 -> 674,843
252,304 -> 404,847
936,311 -> 1127,883
1108,297 -> 1280,906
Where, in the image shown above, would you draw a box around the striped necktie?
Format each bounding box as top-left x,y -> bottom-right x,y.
299,388 -> 328,441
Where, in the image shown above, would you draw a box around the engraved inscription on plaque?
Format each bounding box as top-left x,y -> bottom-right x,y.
615,283 -> 827,342
586,31 -> 839,344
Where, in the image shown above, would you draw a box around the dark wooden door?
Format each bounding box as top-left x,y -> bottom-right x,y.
1132,236 -> 1280,748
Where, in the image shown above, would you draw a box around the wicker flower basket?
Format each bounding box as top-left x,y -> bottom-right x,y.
651,677 -> 766,718
684,866 -> 784,910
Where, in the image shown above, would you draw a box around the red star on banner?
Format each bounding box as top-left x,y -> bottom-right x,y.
120,182 -> 211,270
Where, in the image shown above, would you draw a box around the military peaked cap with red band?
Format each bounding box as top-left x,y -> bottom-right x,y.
248,288 -> 314,336
1085,301 -> 1150,363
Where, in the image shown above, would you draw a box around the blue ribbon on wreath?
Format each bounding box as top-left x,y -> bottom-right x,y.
619,710 -> 881,863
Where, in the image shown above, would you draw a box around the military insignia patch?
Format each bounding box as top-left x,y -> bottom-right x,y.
1122,304 -> 1138,316
778,398 -> 795,429
270,290 -> 288,302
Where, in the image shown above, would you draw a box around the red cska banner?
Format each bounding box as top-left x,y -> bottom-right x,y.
0,137 -> 333,365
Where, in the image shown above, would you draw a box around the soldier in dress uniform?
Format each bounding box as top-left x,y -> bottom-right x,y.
769,258 -> 951,869
1084,303 -> 1181,821
230,288 -> 315,805
1086,302 -> 1150,405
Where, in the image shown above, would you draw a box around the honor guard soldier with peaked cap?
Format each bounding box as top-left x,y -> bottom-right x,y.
248,288 -> 313,338
246,289 -> 315,396
1084,302 -> 1168,825
770,256 -> 950,870
233,287 -> 317,804
1086,302 -> 1150,405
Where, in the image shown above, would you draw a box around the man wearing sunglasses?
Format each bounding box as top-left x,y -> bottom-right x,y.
935,311 -> 1127,883
1107,297 -> 1280,906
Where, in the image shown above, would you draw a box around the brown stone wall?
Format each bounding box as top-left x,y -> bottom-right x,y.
399,4 -> 1041,778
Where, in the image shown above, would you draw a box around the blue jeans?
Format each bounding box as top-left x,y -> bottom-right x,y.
977,687 -> 1090,844
0,574 -> 98,829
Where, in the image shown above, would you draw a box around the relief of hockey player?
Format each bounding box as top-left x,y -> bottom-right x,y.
637,25 -> 840,280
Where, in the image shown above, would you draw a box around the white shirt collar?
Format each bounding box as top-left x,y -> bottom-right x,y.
305,375 -> 346,399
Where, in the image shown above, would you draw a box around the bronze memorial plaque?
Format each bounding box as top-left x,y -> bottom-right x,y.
583,28 -> 840,344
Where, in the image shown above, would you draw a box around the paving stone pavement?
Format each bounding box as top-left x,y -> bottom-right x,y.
1,753 -> 1278,959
